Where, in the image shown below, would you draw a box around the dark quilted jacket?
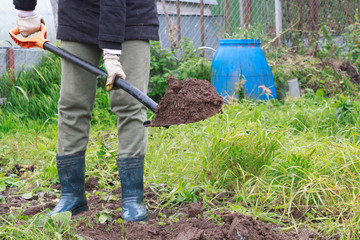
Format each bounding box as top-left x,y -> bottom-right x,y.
13,0 -> 159,49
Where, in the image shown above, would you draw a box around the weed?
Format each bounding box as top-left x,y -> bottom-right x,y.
97,209 -> 113,224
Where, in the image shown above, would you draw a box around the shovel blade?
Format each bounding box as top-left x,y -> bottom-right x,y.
147,76 -> 224,127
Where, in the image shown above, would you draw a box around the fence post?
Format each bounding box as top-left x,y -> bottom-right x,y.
161,0 -> 177,48
200,0 -> 205,54
244,0 -> 252,28
225,0 -> 231,34
275,0 -> 282,45
6,48 -> 15,82
176,0 -> 181,43
239,0 -> 244,27
309,0 -> 319,31
50,0 -> 58,31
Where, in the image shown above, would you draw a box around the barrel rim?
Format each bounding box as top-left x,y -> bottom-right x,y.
218,39 -> 260,45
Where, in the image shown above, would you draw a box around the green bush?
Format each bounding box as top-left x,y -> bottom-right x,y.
149,41 -> 178,102
149,40 -> 212,102
341,22 -> 360,68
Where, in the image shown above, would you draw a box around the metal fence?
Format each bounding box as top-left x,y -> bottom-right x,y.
158,0 -> 360,50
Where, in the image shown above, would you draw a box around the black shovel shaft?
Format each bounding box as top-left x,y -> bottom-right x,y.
43,42 -> 158,113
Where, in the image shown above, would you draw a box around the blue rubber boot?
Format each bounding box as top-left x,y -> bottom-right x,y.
117,156 -> 148,222
49,152 -> 88,216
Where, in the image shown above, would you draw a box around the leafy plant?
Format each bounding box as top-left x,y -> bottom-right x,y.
340,10 -> 360,67
317,23 -> 342,59
97,209 -> 113,224
149,41 -> 178,101
334,94 -> 360,125
224,24 -> 270,44
149,40 -> 212,102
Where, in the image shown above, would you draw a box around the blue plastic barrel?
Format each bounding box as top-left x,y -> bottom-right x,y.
211,39 -> 277,101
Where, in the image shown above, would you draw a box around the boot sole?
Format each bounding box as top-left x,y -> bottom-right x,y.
72,204 -> 89,216
123,214 -> 148,222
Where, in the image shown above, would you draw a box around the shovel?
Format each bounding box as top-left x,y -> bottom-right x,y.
9,24 -> 223,127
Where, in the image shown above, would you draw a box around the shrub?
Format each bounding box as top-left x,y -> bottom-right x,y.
149,40 -> 212,102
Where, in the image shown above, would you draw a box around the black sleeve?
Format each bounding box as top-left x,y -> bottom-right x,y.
13,0 -> 37,11
98,0 -> 126,50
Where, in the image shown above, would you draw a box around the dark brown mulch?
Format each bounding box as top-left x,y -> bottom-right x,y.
149,76 -> 224,127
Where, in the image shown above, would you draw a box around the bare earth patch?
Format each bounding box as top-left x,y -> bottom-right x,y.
0,174 -> 318,240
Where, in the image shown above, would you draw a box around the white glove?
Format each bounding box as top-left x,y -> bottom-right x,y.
103,54 -> 126,91
17,13 -> 43,37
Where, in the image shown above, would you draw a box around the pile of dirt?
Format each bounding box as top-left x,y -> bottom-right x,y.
149,76 -> 224,127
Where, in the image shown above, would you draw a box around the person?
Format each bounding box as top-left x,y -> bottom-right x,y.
13,0 -> 159,222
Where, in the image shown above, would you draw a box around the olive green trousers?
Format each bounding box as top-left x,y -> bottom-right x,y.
57,40 -> 149,157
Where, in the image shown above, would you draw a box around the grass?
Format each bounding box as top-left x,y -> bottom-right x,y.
1,94 -> 360,238
145,97 -> 360,238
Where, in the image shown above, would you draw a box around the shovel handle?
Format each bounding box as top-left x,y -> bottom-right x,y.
9,23 -> 49,49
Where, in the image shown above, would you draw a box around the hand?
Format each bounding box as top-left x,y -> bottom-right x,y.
17,14 -> 44,37
103,54 -> 126,91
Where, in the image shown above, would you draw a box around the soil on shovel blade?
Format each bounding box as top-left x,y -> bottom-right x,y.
148,76 -> 224,127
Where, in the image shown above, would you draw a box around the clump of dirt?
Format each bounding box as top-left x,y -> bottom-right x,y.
187,202 -> 202,218
0,193 -> 54,216
149,76 -> 224,127
85,175 -> 99,191
222,213 -> 292,240
22,203 -> 55,216
6,164 -> 35,177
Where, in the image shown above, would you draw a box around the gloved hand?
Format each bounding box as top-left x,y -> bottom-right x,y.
103,54 -> 126,91
17,13 -> 44,37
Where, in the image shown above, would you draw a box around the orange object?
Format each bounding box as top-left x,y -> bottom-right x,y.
9,23 -> 48,49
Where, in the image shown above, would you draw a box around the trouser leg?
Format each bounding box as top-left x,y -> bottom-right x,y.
57,41 -> 102,155
110,40 -> 150,157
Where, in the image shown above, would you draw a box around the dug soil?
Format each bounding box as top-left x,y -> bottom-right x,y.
0,174 -> 328,240
148,76 -> 224,127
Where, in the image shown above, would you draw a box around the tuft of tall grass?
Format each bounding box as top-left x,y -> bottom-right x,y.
0,53 -> 61,133
146,96 -> 360,238
0,52 -> 116,133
